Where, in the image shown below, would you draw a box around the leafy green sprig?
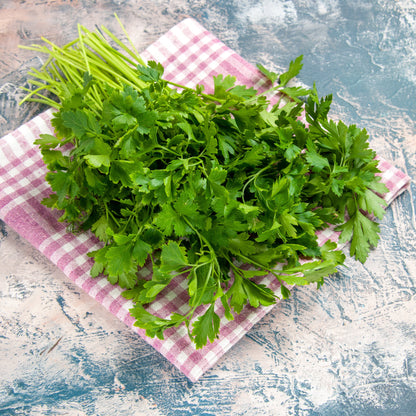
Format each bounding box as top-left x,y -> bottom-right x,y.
22,20 -> 388,348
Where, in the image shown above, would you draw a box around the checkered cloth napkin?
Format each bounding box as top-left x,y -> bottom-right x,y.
0,18 -> 411,382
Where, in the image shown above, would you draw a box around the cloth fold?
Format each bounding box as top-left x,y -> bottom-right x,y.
0,18 -> 411,382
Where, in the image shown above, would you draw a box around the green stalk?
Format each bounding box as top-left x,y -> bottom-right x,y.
100,25 -> 145,66
114,13 -> 143,63
77,24 -> 92,75
81,34 -> 146,88
77,24 -> 103,108
19,15 -> 150,110
79,27 -> 134,68
19,88 -> 60,108
48,61 -> 67,84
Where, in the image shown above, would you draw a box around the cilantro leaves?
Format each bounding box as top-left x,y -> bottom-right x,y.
25,24 -> 388,349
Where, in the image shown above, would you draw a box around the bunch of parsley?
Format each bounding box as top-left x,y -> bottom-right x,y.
21,22 -> 388,348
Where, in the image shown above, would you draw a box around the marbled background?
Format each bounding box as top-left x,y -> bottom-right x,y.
0,1 -> 415,415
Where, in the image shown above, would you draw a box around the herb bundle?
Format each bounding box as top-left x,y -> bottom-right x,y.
20,19 -> 388,348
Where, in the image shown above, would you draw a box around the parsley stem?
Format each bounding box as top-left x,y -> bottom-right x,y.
241,162 -> 274,203
155,145 -> 181,157
165,80 -> 226,103
18,91 -> 60,109
82,37 -> 143,87
188,262 -> 214,312
21,23 -> 148,109
77,24 -> 91,74
49,61 -> 67,84
104,202 -> 120,228
233,252 -> 268,272
19,85 -> 60,108
183,217 -> 221,277
100,22 -> 145,66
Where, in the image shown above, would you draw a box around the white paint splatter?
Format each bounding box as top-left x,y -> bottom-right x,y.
236,0 -> 298,26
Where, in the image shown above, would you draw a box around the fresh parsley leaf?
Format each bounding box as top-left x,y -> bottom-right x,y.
137,60 -> 164,82
256,63 -> 279,84
159,241 -> 189,273
279,55 -> 304,87
191,304 -> 221,349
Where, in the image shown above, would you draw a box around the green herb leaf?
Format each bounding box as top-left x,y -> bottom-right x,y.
191,304 -> 221,349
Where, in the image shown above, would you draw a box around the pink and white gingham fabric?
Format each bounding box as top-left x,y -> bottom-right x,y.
0,19 -> 411,382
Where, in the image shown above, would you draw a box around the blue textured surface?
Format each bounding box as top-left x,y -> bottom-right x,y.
0,1 -> 415,415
